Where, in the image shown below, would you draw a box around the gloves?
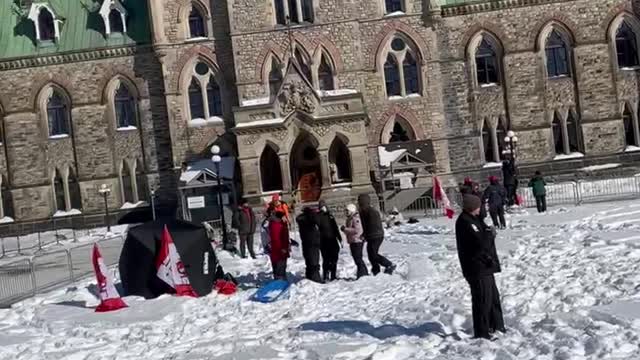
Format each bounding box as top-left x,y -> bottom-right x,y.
340,225 -> 346,231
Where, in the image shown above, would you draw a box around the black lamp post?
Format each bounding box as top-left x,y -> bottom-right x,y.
211,145 -> 229,250
150,186 -> 156,221
98,184 -> 111,232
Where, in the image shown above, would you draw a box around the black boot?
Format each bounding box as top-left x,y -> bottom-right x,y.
383,264 -> 396,275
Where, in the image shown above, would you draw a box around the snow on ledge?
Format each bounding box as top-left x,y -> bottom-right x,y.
116,126 -> 137,132
579,163 -> 621,172
235,118 -> 285,128
53,209 -> 82,217
378,146 -> 406,167
384,11 -> 405,17
483,162 -> 503,169
241,97 -> 271,107
49,134 -> 69,140
121,201 -> 149,209
625,145 -> 640,153
189,117 -> 225,128
0,216 -> 14,224
185,37 -> 209,43
316,89 -> 358,97
553,152 -> 584,161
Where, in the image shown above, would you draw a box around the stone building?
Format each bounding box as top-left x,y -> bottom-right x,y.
1,0 -> 640,221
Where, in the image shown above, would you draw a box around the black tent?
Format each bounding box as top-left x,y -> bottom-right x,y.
119,220 -> 221,299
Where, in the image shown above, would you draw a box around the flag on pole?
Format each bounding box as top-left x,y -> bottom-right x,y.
156,225 -> 198,297
92,244 -> 127,312
433,176 -> 455,219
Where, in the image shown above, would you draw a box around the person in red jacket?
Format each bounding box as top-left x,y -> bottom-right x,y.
268,211 -> 290,280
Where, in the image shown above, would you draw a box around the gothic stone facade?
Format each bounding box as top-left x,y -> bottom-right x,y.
1,0 -> 640,221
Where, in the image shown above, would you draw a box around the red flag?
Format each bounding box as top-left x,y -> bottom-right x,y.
92,244 -> 127,312
433,176 -> 455,219
156,225 -> 198,297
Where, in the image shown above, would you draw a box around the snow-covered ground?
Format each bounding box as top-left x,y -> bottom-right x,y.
4,202 -> 640,359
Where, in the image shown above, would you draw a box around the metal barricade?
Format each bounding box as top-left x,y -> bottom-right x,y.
577,176 -> 640,204
0,258 -> 34,307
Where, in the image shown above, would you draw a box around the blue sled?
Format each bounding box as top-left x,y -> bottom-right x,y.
251,280 -> 290,303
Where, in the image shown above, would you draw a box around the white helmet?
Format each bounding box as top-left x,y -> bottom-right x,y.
346,203 -> 357,214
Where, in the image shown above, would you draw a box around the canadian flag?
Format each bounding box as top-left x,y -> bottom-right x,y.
433,176 -> 455,219
92,244 -> 127,312
156,225 -> 198,297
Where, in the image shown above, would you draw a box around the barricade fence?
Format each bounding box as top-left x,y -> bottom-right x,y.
0,235 -> 124,308
380,175 -> 640,217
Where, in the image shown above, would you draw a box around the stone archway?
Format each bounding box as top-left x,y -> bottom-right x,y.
290,132 -> 322,202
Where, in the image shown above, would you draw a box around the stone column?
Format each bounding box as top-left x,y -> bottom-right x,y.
491,127 -> 500,162
279,154 -> 292,193
562,121 -> 571,155
318,149 -> 331,189
62,169 -> 71,212
349,145 -> 371,186
147,0 -> 167,45
240,158 -> 260,196
0,176 -> 4,219
130,162 -> 140,203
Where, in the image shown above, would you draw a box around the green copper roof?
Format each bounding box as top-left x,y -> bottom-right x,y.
0,0 -> 151,61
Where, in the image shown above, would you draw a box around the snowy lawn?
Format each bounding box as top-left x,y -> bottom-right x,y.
3,202 -> 640,359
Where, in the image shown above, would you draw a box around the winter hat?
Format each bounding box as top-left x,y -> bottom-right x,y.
488,175 -> 499,184
462,195 -> 482,213
463,177 -> 473,185
346,204 -> 357,214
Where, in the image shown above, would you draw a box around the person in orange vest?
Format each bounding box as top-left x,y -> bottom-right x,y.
269,194 -> 291,225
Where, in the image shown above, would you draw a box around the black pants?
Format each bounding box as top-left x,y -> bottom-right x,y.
505,184 -> 517,206
466,274 -> 505,339
239,233 -> 256,258
349,243 -> 369,278
366,236 -> 393,275
272,259 -> 287,280
321,239 -> 340,281
535,195 -> 547,213
489,207 -> 506,229
302,241 -> 322,283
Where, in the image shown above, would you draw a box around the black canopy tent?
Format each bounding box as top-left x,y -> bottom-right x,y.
119,220 -> 222,299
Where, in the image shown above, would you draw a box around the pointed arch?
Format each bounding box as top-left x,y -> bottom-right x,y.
37,7 -> 55,41
264,52 -> 284,97
293,44 -> 312,83
481,118 -> 498,163
537,22 -> 574,78
328,135 -> 352,183
378,31 -> 423,98
180,56 -> 226,122
317,50 -> 335,91
37,84 -> 72,138
109,9 -> 125,33
467,30 -> 504,87
260,144 -> 283,192
372,23 -> 428,70
381,115 -> 417,144
609,12 -> 640,69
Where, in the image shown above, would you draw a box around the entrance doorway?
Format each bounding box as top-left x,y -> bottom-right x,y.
290,132 -> 322,202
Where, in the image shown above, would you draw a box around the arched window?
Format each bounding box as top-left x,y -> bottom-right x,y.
623,103 -> 637,146
384,54 -> 401,96
275,0 -> 313,25
552,112 -> 564,155
566,111 -> 581,153
268,57 -> 283,97
295,48 -> 312,83
114,83 -> 137,128
188,78 -> 205,119
496,120 -> 507,160
38,7 -> 55,41
53,169 -> 66,212
329,137 -> 352,183
318,54 -> 335,91
385,0 -> 404,14
68,169 -> 82,210
383,37 -> 421,98
47,90 -> 69,137
109,9 -> 124,34
546,30 -> 569,77
482,119 -> 497,163
121,161 -> 134,203
188,7 -> 207,38
616,21 -> 639,68
476,39 -> 499,85
403,52 -> 419,95
389,121 -> 411,143
260,146 -> 283,192
206,76 -> 222,116
136,160 -> 148,202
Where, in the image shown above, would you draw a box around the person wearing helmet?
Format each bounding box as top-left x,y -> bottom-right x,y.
341,203 -> 369,279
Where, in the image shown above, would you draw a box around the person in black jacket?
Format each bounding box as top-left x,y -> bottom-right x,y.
456,195 -> 506,340
316,200 -> 342,281
296,207 -> 323,283
357,194 -> 396,275
483,176 -> 507,229
232,199 -> 256,259
502,160 -> 517,206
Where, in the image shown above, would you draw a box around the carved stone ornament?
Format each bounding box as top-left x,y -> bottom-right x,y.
279,81 -> 316,115
243,134 -> 261,145
273,130 -> 288,140
313,125 -> 331,137
341,122 -> 361,134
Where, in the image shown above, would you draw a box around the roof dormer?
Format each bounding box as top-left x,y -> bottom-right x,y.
27,3 -> 62,43
99,0 -> 128,36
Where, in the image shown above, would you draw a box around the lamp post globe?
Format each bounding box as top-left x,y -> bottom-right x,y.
210,145 -> 221,155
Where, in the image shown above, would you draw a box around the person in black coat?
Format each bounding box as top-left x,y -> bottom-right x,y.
316,199 -> 342,281
456,195 -> 505,340
232,199 -> 256,259
502,160 -> 517,206
483,176 -> 507,229
296,207 -> 323,283
357,194 -> 396,275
